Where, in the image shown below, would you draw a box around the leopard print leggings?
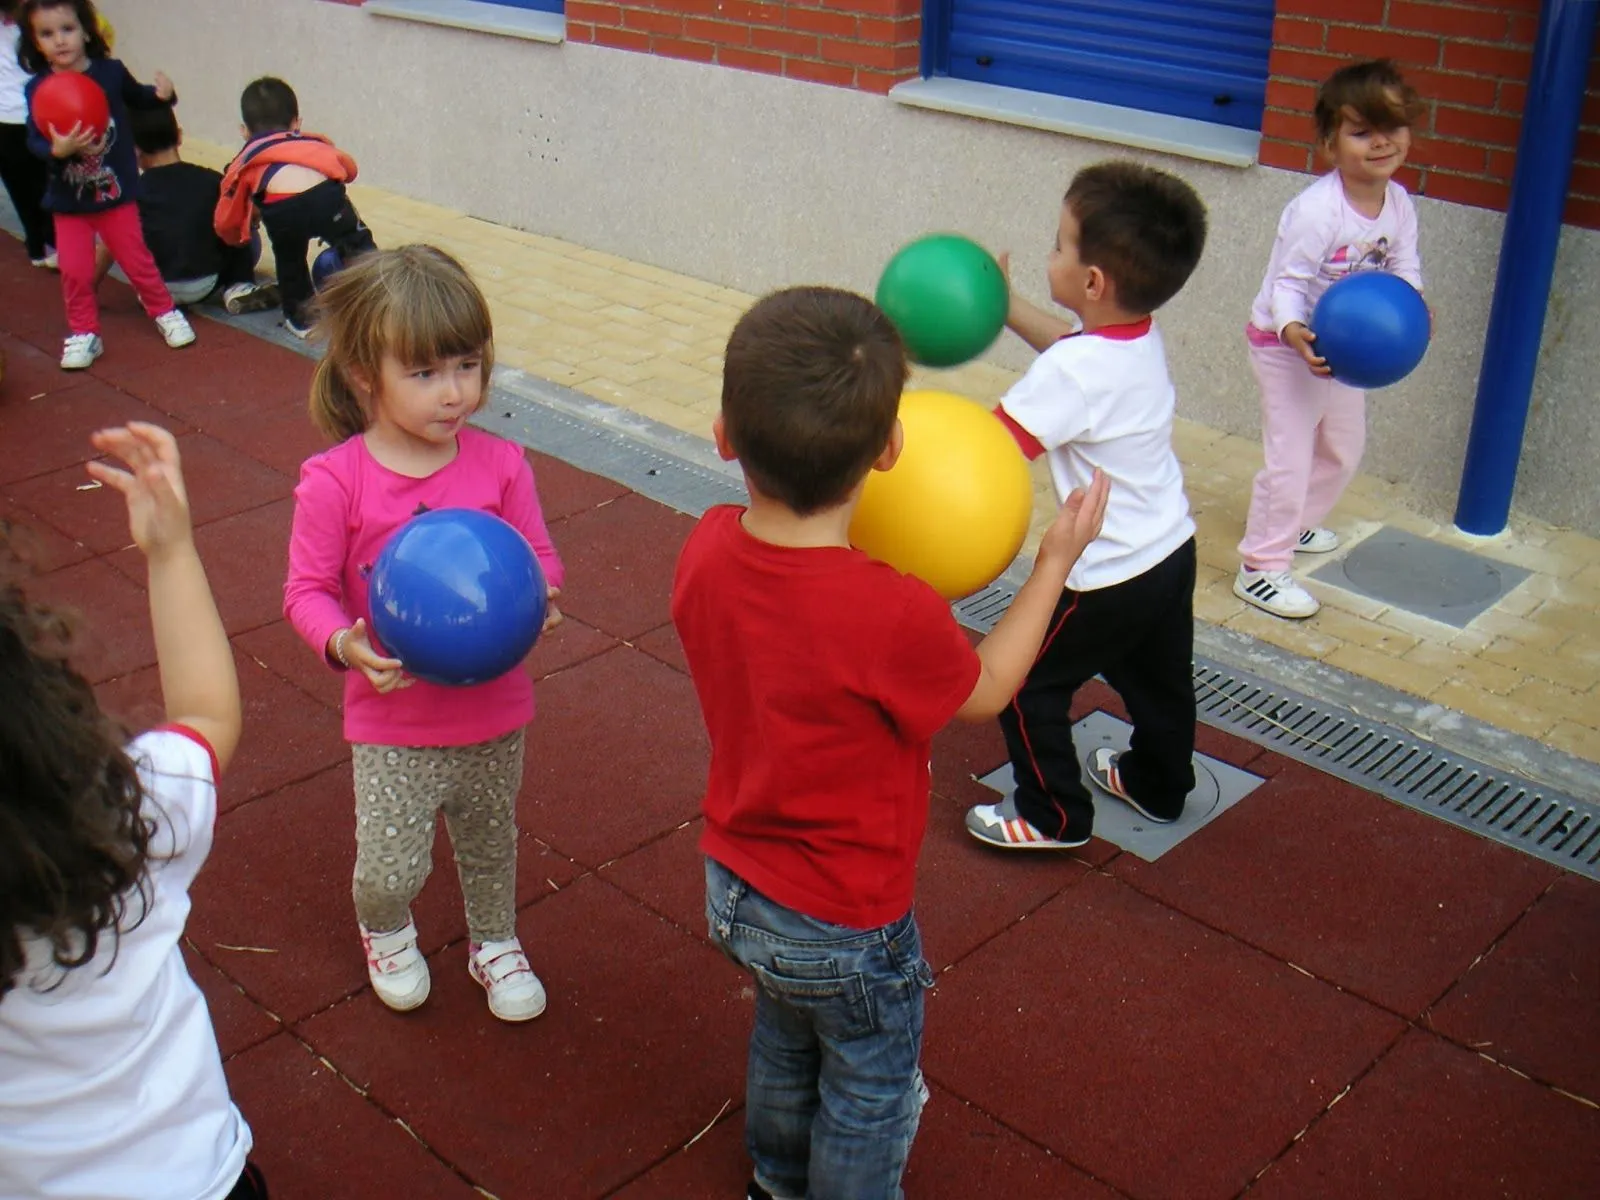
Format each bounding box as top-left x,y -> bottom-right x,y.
350,729 -> 524,944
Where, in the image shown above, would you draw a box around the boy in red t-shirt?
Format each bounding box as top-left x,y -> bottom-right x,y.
671,285 -> 1109,1200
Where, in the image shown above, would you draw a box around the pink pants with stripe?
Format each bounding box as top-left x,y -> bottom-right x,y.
1238,332 -> 1366,573
54,201 -> 174,335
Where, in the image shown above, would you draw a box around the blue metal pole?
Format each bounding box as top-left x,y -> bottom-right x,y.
1454,0 -> 1600,535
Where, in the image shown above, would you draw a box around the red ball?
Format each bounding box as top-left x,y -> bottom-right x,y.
31,71 -> 110,141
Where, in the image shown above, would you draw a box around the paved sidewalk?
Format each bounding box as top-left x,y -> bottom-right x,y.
3,232 -> 1597,1200
170,136 -> 1600,769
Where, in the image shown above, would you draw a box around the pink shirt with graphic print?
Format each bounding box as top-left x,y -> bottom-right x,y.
1248,170 -> 1423,345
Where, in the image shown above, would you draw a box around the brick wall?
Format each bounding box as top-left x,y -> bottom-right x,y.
1262,0 -> 1600,229
565,1 -> 921,93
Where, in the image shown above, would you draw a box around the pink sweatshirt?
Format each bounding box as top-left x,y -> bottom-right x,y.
1248,170 -> 1423,344
284,428 -> 565,747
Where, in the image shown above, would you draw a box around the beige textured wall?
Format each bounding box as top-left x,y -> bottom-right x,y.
117,0 -> 1600,535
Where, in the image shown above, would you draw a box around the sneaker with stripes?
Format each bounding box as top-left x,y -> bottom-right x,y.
1234,566 -> 1320,619
1086,748 -> 1181,824
965,794 -> 1089,850
1297,527 -> 1340,553
469,938 -> 547,1022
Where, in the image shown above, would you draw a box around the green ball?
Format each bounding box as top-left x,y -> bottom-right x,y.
875,234 -> 1008,368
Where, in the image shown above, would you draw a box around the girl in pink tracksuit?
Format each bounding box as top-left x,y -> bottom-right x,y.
1235,58 -> 1427,621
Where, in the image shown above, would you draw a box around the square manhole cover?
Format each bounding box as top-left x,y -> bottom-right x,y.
977,711 -> 1264,861
1309,525 -> 1530,628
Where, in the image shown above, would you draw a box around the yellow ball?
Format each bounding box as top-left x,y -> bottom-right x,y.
849,389 -> 1034,600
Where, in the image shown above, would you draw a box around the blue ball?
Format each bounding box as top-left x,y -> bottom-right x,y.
1310,271 -> 1430,390
311,245 -> 344,291
368,509 -> 547,687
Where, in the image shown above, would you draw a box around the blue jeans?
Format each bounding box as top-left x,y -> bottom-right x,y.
705,858 -> 933,1200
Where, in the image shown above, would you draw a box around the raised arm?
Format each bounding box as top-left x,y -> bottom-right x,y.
86,424 -> 241,770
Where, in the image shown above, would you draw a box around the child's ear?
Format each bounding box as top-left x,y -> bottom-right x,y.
1085,265 -> 1109,304
712,413 -> 736,462
291,117 -> 302,133
239,122 -> 249,141
872,419 -> 904,472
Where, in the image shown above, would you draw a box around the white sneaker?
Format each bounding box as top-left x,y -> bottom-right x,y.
469,938 -> 547,1022
1235,567 -> 1321,619
1297,527 -> 1341,554
60,332 -> 102,370
222,280 -> 280,315
32,250 -> 57,270
154,309 -> 196,348
360,919 -> 431,1012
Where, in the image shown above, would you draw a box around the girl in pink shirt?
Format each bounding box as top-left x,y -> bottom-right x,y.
283,245 -> 564,1023
1235,59 -> 1426,621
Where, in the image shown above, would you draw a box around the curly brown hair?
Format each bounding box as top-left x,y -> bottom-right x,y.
0,521 -> 152,999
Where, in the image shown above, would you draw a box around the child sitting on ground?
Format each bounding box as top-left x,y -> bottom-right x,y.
964,161 -> 1208,851
0,422 -> 266,1199
215,75 -> 375,338
121,103 -> 277,312
672,284 -> 1108,1200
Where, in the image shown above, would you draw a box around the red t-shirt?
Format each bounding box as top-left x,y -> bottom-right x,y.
671,506 -> 983,929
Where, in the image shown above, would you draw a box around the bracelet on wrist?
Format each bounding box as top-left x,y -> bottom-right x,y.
332,628 -> 350,668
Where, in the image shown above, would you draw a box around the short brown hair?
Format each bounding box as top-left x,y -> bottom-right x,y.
308,245 -> 495,443
1065,161 -> 1208,315
721,287 -> 906,516
1315,59 -> 1425,144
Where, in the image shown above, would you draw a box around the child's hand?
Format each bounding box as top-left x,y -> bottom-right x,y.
48,121 -> 99,159
85,422 -> 194,560
337,618 -> 412,693
542,586 -> 563,634
1282,323 -> 1332,376
153,71 -> 175,102
1037,468 -> 1111,573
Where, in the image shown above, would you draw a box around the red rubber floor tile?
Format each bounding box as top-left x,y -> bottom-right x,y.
598,818 -> 710,937
0,489 -> 92,572
1110,759 -> 1561,1017
916,799 -> 1093,971
28,555 -> 156,683
109,498 -> 295,634
633,619 -> 688,674
96,648 -> 348,810
233,620 -> 347,711
181,943 -> 282,1059
0,335 -> 78,401
296,877 -> 750,1200
923,871 -> 1404,1200
521,644 -> 709,867
552,491 -> 695,640
190,763 -> 583,1023
528,449 -> 630,521
223,1034 -> 481,1197
106,333 -> 313,431
1428,873 -> 1600,1100
524,612 -> 619,681
905,1084 -> 1122,1199
604,1112 -> 750,1199
10,432 -> 295,555
0,375 -> 188,486
1251,1029 -> 1600,1200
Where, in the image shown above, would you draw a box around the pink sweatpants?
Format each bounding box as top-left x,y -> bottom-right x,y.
54,202 -> 174,335
1238,338 -> 1366,572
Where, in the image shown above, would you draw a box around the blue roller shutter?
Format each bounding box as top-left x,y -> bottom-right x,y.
934,0 -> 1276,131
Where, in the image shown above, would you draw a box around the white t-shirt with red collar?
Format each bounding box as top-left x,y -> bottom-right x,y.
996,317 -> 1195,592
0,726 -> 252,1200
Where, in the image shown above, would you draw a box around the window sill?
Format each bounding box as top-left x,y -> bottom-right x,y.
889,77 -> 1259,169
365,0 -> 564,45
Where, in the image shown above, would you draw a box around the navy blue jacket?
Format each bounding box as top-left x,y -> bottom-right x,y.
25,58 -> 171,214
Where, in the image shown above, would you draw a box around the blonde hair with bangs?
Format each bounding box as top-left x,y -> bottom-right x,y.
308,245 -> 496,442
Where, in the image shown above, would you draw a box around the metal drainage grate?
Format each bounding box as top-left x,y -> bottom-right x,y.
953,581 -> 1600,882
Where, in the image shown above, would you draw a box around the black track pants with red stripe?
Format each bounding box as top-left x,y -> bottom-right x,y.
999,538 -> 1198,842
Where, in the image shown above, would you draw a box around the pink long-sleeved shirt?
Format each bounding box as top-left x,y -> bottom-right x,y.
284,428 -> 565,747
1249,170 -> 1423,340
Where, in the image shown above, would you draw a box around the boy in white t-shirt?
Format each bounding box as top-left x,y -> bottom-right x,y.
967,161 -> 1208,850
0,423 -> 264,1200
